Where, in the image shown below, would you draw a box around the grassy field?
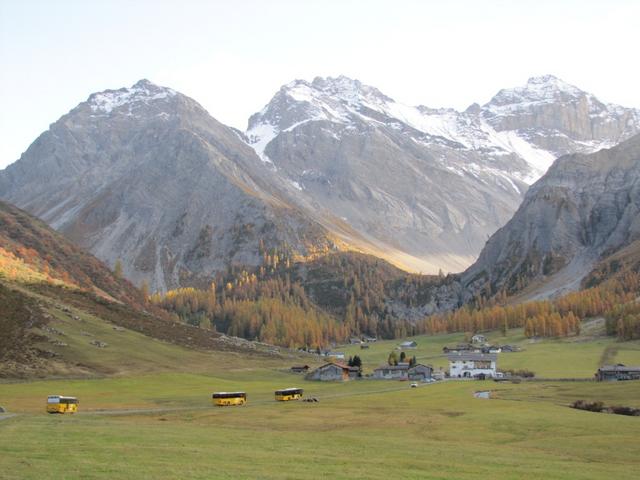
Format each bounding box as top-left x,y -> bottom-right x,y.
3,320 -> 640,479
340,327 -> 640,378
1,370 -> 640,480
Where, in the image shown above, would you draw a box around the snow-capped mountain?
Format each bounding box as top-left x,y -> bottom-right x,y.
482,74 -> 640,165
2,76 -> 638,289
0,80 -> 336,291
244,75 -> 640,273
462,131 -> 640,301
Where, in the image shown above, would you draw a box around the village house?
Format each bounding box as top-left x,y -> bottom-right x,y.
373,364 -> 409,380
408,364 -> 433,381
595,364 -> 640,381
471,334 -> 487,344
398,341 -> 418,349
448,352 -> 497,378
373,363 -> 433,381
362,335 -> 377,343
349,337 -> 362,344
290,365 -> 309,374
327,351 -> 345,360
307,363 -> 360,381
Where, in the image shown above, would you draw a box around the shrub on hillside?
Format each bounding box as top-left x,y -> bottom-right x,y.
571,400 -> 640,416
571,400 -> 604,412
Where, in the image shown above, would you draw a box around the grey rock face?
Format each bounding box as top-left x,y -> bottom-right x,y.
462,133 -> 640,299
0,80 -> 334,291
245,75 -> 640,274
483,75 -> 640,157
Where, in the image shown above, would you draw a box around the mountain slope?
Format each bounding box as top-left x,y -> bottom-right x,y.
0,200 -> 283,377
462,132 -> 640,300
0,80 -> 336,292
246,75 -> 640,273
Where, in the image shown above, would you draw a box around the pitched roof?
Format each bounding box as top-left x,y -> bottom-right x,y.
374,364 -> 409,371
409,363 -> 433,370
447,352 -> 497,362
318,362 -> 359,372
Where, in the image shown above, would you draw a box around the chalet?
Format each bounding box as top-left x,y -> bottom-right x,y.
595,364 -> 640,381
408,364 -> 433,381
374,364 -> 409,380
471,334 -> 487,344
398,341 -> 418,349
307,363 -> 360,381
290,365 -> 310,374
500,344 -> 518,352
349,337 -> 362,344
448,352 -> 497,378
362,335 -> 377,343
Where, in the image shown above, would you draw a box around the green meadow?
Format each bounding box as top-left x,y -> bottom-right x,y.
341,327 -> 640,378
2,325 -> 640,479
1,372 -> 640,480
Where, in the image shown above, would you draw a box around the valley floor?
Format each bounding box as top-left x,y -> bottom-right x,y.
1,367 -> 640,479
2,310 -> 640,480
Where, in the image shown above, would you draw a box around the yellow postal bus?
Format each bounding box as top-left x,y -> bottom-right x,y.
275,388 -> 303,401
46,395 -> 78,414
212,392 -> 246,406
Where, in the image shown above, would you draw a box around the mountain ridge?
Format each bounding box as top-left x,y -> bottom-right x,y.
245,74 -> 639,273
2,75 -> 639,291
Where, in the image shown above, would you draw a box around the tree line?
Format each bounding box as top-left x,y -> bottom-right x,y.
149,244 -> 640,347
416,271 -> 640,339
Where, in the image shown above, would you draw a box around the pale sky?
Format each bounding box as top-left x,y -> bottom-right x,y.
1,0 -> 639,169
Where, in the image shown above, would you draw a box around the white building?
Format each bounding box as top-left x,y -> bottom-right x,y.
448,352 -> 497,378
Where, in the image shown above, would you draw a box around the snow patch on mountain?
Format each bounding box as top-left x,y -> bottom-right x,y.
246,122 -> 276,163
484,75 -> 586,114
246,75 -> 640,186
89,79 -> 177,114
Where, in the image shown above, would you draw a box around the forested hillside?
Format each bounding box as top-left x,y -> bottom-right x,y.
152,242 -> 640,348
151,251 -> 458,347
0,201 -> 264,377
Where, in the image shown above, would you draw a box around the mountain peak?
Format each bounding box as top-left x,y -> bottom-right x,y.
132,78 -> 157,88
524,74 -> 583,95
278,75 -> 392,106
87,79 -> 177,114
484,74 -> 587,111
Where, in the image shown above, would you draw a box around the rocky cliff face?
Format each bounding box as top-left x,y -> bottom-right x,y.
462,133 -> 640,300
245,75 -> 640,273
482,75 -> 640,158
0,80 -> 335,291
